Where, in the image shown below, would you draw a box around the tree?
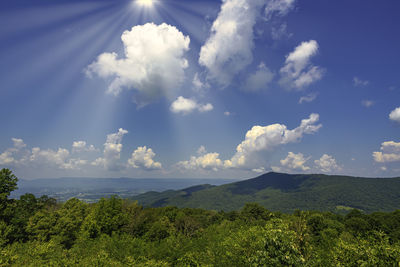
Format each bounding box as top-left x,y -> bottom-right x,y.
0,169 -> 18,222
0,169 -> 18,204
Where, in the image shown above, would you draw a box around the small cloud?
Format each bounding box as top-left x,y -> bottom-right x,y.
299,92 -> 318,104
170,96 -> 213,115
224,111 -> 232,116
279,40 -> 324,90
389,107 -> 400,123
314,154 -> 341,173
353,77 -> 369,87
252,167 -> 266,173
381,166 -> 387,171
361,100 -> 374,108
373,141 -> 400,163
127,146 -> 162,170
280,152 -> 310,171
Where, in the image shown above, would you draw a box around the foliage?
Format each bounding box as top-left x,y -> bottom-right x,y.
1,169 -> 400,266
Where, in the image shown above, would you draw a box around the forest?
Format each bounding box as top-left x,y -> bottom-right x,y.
1,168 -> 400,266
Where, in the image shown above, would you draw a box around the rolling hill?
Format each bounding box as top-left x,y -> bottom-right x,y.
132,172 -> 400,213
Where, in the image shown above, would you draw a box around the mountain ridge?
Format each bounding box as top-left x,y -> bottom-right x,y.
132,172 -> 400,213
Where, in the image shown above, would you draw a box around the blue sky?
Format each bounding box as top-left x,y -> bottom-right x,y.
1,0 -> 399,179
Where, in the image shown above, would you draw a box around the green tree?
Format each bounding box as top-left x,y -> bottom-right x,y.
0,168 -> 18,217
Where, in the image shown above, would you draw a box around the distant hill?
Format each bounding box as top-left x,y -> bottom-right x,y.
132,172 -> 400,213
11,177 -> 238,203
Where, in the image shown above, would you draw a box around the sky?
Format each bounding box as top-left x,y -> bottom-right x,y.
1,0 -> 400,179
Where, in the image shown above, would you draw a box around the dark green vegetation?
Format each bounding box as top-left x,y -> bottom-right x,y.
2,169 -> 400,266
12,177 -> 238,203
133,172 -> 400,213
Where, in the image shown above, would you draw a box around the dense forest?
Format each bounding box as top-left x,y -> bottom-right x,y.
1,168 -> 400,266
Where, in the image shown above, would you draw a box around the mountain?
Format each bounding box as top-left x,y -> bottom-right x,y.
11,177 -> 238,203
132,172 -> 400,213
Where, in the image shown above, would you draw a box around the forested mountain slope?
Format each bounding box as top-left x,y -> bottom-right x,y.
133,172 -> 400,213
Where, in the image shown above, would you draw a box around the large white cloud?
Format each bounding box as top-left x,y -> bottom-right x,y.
389,107 -> 400,123
225,113 -> 321,168
243,62 -> 275,91
373,141 -> 400,163
314,154 -> 341,173
170,96 -> 213,115
176,146 -> 223,171
279,40 -> 324,90
92,128 -> 128,171
86,23 -> 190,107
279,152 -> 310,171
127,146 -> 162,170
199,0 -> 267,86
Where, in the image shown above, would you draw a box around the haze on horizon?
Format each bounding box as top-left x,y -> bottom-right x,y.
0,0 -> 399,179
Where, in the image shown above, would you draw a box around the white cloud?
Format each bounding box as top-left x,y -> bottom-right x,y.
11,138 -> 26,150
0,138 -> 27,165
280,152 -> 310,171
176,152 -> 224,172
279,40 -> 324,90
127,146 -> 162,170
225,113 -> 321,168
199,0 -> 266,86
224,111 -> 232,116
243,62 -> 275,91
86,23 -> 190,107
93,128 -> 128,171
314,154 -> 341,173
299,92 -> 318,104
252,167 -> 266,173
361,100 -> 374,108
373,141 -> 400,163
353,77 -> 369,87
72,141 -> 98,153
29,147 -> 86,170
265,0 -> 296,19
0,151 -> 14,165
389,107 -> 400,123
170,96 -> 213,115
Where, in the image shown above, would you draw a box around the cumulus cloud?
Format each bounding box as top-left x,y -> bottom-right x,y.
170,96 -> 213,115
373,141 -> 400,163
86,23 -> 190,107
299,92 -> 318,104
127,146 -> 162,170
175,114 -> 321,172
389,107 -> 400,123
29,147 -> 87,170
93,128 -> 128,171
314,154 -> 341,173
279,152 -> 310,171
243,62 -> 275,91
199,0 -> 267,86
353,77 -> 369,87
361,100 -> 374,108
279,40 -> 324,90
72,141 -> 98,153
225,113 -> 321,168
0,138 -> 27,165
176,146 -> 224,172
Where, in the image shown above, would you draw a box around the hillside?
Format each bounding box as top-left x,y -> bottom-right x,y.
132,172 -> 400,213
